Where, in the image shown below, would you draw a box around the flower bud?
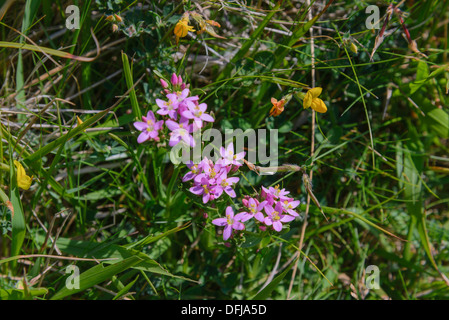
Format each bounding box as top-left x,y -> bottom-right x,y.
242,197 -> 249,207
171,73 -> 178,86
160,78 -> 169,88
114,14 -> 123,23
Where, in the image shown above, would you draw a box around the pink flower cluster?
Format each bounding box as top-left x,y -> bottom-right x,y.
184,143 -> 245,204
212,185 -> 300,241
133,73 -> 214,146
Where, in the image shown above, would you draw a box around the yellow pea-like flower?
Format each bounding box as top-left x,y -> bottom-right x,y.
303,87 -> 327,113
174,18 -> 195,43
13,160 -> 32,190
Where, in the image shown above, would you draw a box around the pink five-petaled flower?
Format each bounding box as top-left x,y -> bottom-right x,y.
167,88 -> 191,105
156,95 -> 179,120
240,198 -> 267,223
212,206 -> 245,241
281,199 -> 300,217
166,119 -> 195,147
189,177 -> 213,203
262,185 -> 290,200
182,102 -> 214,130
182,161 -> 204,182
133,111 -> 164,144
194,160 -> 224,184
214,171 -> 240,198
219,142 -> 245,166
264,201 -> 295,232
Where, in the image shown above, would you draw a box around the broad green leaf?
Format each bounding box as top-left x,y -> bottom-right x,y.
0,288 -> 48,300
424,107 -> 449,139
51,256 -> 143,300
34,234 -> 198,282
112,275 -> 139,300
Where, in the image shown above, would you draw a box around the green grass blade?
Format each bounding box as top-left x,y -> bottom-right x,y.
51,255 -> 143,300
121,51 -> 142,119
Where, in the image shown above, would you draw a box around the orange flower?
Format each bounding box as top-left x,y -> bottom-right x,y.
269,97 -> 286,117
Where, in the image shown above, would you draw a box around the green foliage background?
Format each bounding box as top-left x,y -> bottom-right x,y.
0,0 -> 448,300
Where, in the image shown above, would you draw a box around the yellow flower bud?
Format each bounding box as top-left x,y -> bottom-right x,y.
14,160 -> 32,190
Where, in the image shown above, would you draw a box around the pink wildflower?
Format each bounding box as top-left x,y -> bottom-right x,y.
212,206 -> 245,241
219,142 -> 245,166
133,111 -> 164,143
264,201 -> 295,232
166,119 -> 195,147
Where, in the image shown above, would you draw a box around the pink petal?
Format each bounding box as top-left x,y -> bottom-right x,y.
255,212 -> 265,222
280,215 -> 295,223
189,185 -> 204,195
287,210 -> 299,217
237,212 -> 252,223
137,131 -> 151,143
200,113 -> 214,122
264,217 -> 273,226
202,193 -> 210,203
182,110 -> 195,119
273,221 -> 283,232
212,218 -> 227,226
165,120 -> 179,131
232,221 -> 245,231
155,120 -> 164,130
133,121 -> 148,131
146,111 -> 156,122
223,225 -> 232,240
182,172 -> 196,182
156,99 -> 167,109
224,187 -> 236,198
226,177 -> 240,184
225,206 -> 234,218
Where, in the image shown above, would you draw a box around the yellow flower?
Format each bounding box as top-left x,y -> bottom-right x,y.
303,87 -> 327,113
76,116 -> 83,126
14,160 -> 32,190
174,18 -> 195,43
